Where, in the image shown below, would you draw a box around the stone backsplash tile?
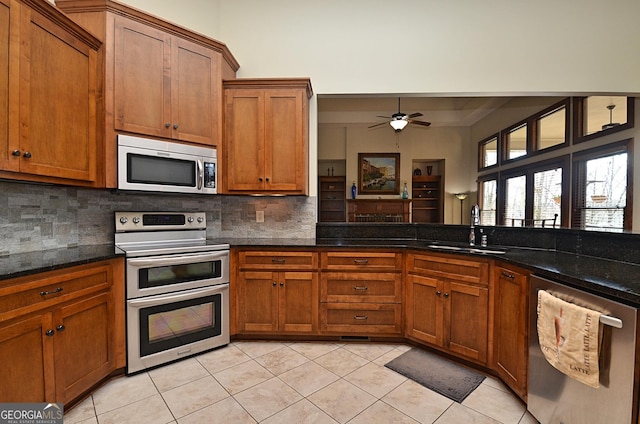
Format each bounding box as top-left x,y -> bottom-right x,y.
1,181 -> 317,255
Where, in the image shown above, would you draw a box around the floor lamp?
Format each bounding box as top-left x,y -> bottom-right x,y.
455,193 -> 468,224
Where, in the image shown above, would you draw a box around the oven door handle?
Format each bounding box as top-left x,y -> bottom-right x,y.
128,284 -> 228,308
127,251 -> 228,268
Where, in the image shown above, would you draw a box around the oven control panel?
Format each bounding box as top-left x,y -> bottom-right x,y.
115,212 -> 206,232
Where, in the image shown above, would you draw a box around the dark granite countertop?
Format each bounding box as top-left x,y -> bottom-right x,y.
215,237 -> 640,306
0,244 -> 124,282
4,236 -> 640,307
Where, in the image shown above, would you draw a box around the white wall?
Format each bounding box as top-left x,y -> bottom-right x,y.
105,0 -> 640,213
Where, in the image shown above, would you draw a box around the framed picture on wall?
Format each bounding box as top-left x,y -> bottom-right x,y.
358,153 -> 400,195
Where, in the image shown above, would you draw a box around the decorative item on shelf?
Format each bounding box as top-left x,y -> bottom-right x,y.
426,165 -> 433,176
402,182 -> 409,199
455,193 -> 468,224
351,182 -> 357,199
413,168 -> 422,176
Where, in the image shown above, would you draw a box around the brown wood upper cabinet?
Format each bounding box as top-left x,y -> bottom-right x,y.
0,0 -> 100,186
56,0 -> 240,187
223,79 -> 312,195
113,18 -> 220,145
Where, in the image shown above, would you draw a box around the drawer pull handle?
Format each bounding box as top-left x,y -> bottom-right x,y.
353,315 -> 368,320
353,259 -> 369,264
40,287 -> 63,296
353,286 -> 368,291
501,271 -> 516,279
272,258 -> 286,263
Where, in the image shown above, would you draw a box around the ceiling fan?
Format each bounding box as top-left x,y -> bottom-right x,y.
368,98 -> 432,133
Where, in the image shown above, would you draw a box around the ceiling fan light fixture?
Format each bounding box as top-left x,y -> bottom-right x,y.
602,104 -> 621,130
390,119 -> 408,131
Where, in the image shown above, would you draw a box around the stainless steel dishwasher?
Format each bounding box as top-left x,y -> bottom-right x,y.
528,275 -> 638,424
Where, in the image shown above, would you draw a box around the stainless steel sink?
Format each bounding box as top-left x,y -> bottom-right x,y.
427,244 -> 506,255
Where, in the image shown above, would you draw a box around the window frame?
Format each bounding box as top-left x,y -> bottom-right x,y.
532,99 -> 571,153
500,119 -> 529,165
571,139 -> 633,231
573,97 -> 635,144
498,156 -> 570,227
477,172 -> 499,226
477,133 -> 500,171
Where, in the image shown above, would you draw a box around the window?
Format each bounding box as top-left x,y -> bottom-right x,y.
533,167 -> 562,226
503,174 -> 526,225
504,123 -> 527,161
500,157 -> 569,227
572,140 -> 632,232
573,96 -> 634,143
477,174 -> 497,226
535,102 -> 568,151
478,134 -> 498,169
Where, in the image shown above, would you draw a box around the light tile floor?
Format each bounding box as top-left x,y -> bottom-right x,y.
64,341 -> 539,424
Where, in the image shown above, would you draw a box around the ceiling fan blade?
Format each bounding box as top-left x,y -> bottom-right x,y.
409,119 -> 432,127
368,122 -> 388,129
408,112 -> 423,118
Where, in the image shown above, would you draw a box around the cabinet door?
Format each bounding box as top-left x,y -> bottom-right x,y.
0,0 -> 18,173
445,281 -> 488,364
171,37 -> 220,145
405,274 -> 443,346
238,271 -> 278,332
18,4 -> 97,182
114,17 -> 171,138
0,312 -> 55,402
278,271 -> 317,333
493,266 -> 528,398
224,89 -> 265,191
54,292 -> 113,403
265,89 -> 305,191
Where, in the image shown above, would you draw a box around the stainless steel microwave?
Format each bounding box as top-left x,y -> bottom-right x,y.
117,135 -> 216,195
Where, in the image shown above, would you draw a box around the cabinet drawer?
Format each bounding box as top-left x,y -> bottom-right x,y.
0,264 -> 113,321
407,253 -> 489,286
239,251 -> 318,270
321,251 -> 401,271
320,303 -> 401,334
320,272 -> 401,303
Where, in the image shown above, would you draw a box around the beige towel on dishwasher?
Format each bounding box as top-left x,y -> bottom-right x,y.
537,290 -> 602,388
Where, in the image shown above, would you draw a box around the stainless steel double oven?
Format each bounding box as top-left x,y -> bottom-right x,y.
115,212 -> 229,374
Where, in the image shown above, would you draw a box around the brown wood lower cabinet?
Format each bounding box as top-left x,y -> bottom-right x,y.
236,250 -> 319,335
492,263 -> 529,400
405,253 -> 490,365
0,258 -> 125,404
319,251 -> 402,336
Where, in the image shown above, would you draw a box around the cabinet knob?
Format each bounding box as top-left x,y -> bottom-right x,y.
56,325 -> 65,332
23,151 -> 32,159
259,177 -> 263,182
279,282 -> 284,287
501,271 -> 516,279
45,329 -> 55,337
265,178 -> 269,182
444,292 -> 450,298
273,281 -> 277,286
436,290 -> 441,296
11,150 -> 20,156
173,124 -> 179,129
165,123 -> 171,128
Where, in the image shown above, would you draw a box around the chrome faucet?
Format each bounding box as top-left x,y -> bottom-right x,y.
470,204 -> 480,246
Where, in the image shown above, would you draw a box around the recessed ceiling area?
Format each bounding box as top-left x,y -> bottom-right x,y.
317,95 -> 515,127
